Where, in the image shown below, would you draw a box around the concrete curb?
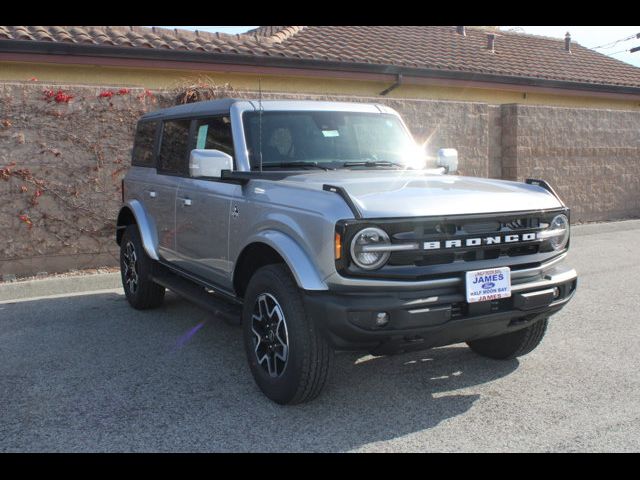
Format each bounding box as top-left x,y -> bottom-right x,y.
0,273 -> 122,302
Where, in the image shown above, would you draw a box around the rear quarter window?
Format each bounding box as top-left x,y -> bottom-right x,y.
131,120 -> 158,167
158,119 -> 191,175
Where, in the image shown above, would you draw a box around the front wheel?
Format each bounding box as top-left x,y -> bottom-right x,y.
242,264 -> 333,405
466,318 -> 548,360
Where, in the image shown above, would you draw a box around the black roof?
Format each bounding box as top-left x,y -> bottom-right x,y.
140,98 -> 243,121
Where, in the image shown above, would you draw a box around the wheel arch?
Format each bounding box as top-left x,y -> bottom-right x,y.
233,233 -> 328,298
116,200 -> 159,261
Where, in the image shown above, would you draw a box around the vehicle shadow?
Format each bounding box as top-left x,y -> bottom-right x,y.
1,291 -> 519,452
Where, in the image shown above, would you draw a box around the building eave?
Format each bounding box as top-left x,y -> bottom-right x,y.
1,39 -> 640,99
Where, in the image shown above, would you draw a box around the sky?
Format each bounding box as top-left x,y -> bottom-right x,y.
159,26 -> 257,35
157,26 -> 640,68
500,26 -> 640,67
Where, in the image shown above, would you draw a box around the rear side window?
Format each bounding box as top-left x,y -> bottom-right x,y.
158,119 -> 191,175
131,121 -> 158,167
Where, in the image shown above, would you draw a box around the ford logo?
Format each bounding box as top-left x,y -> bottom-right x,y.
482,282 -> 495,289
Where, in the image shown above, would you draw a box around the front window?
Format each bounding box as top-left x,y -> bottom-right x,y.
243,111 -> 424,170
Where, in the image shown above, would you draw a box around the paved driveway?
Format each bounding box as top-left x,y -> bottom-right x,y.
1,220 -> 639,452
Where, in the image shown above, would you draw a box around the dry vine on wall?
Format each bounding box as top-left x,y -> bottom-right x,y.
170,78 -> 236,104
0,79 -> 239,275
0,82 -> 164,272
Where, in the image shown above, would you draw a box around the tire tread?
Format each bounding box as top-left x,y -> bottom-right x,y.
244,264 -> 333,404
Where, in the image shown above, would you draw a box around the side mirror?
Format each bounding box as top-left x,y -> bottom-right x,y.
437,148 -> 458,174
189,149 -> 233,178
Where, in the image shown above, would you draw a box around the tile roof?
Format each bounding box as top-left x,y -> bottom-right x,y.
1,26 -> 640,91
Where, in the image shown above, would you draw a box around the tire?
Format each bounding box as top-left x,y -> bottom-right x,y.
466,318 -> 548,360
120,225 -> 165,310
242,264 -> 333,405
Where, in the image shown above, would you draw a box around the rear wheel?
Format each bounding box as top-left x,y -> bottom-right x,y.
242,264 -> 333,404
466,318 -> 548,360
120,225 -> 165,309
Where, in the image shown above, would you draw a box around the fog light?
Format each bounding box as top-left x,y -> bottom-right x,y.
553,287 -> 561,299
375,312 -> 390,327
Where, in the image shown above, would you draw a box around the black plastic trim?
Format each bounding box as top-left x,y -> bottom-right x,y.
341,250 -> 566,281
323,184 -> 362,219
302,278 -> 576,352
220,170 -> 303,184
337,207 -> 568,227
151,266 -> 242,324
157,260 -> 241,304
525,178 -> 566,207
220,170 -> 251,185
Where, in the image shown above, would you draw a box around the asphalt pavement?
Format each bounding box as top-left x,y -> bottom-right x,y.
1,220 -> 639,452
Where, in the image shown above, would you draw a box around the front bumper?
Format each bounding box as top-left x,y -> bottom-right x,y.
303,263 -> 577,354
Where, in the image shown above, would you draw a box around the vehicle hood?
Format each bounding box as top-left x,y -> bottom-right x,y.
276,170 -> 563,218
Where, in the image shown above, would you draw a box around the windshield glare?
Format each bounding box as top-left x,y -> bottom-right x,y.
243,111 -> 426,170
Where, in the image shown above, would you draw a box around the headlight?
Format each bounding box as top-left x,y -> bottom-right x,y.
538,214 -> 570,251
350,227 -> 391,270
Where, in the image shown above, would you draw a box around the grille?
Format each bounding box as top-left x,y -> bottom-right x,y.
337,209 -> 567,277
385,214 -> 545,267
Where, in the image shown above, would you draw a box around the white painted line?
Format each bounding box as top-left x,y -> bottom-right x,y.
0,288 -> 124,305
0,272 -> 121,302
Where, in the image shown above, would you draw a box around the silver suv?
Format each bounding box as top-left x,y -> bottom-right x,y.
116,99 -> 577,404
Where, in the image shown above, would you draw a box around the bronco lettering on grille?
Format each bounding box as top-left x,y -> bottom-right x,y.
423,232 -> 538,250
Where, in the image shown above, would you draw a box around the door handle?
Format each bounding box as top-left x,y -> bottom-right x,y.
148,191 -> 157,198
178,197 -> 192,206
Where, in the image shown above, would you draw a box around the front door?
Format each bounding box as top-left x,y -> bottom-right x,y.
173,115 -> 239,289
174,178 -> 239,288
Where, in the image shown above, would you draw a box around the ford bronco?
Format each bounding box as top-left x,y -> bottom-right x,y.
116,99 -> 577,404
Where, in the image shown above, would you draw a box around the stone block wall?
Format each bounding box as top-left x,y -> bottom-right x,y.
0,83 -> 169,276
1,82 -> 639,276
501,104 -> 640,222
487,105 -> 503,179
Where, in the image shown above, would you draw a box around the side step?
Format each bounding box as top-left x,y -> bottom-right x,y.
151,268 -> 242,325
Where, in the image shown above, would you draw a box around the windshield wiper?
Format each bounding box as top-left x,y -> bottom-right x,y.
260,161 -> 334,171
341,160 -> 403,169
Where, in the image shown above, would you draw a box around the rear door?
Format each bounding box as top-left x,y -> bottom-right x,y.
149,118 -> 192,262
174,115 -> 240,288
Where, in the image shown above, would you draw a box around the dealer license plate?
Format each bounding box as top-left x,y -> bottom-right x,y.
465,267 -> 511,303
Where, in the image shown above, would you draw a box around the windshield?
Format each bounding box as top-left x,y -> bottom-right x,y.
243,111 -> 424,170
